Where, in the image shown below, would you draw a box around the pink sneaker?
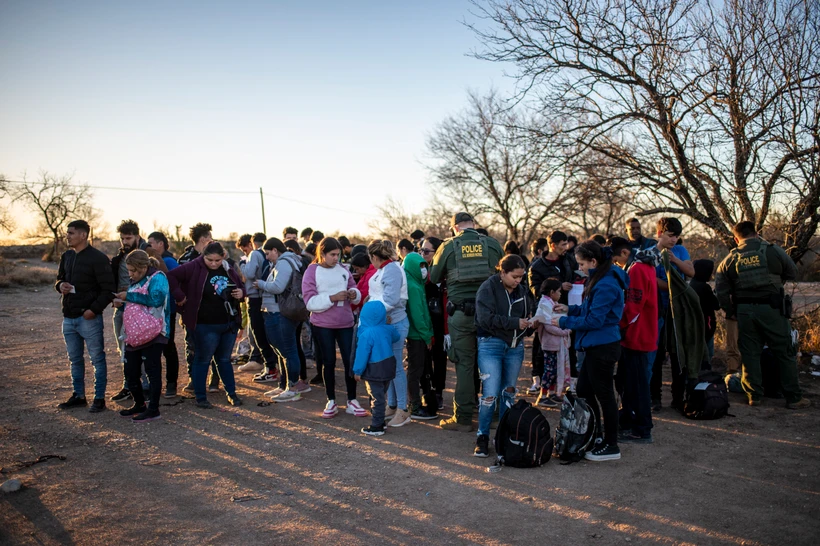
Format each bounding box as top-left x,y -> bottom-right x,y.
292,380 -> 312,394
322,400 -> 338,419
346,399 -> 367,417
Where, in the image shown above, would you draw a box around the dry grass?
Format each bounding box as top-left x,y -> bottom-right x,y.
0,257 -> 55,288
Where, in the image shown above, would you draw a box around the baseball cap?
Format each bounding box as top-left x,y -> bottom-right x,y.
451,212 -> 474,226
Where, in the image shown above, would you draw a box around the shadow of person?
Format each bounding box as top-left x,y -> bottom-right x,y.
1,484 -> 76,546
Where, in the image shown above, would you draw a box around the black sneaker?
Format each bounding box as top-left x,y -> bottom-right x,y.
309,374 -> 323,386
227,393 -> 243,407
111,389 -> 132,402
410,407 -> 438,420
89,399 -> 106,413
163,382 -> 177,399
437,393 -> 444,410
132,409 -> 162,423
196,399 -> 213,409
120,405 -> 147,418
474,434 -> 490,458
57,394 -> 87,409
618,432 -> 654,444
361,425 -> 385,436
585,443 -> 621,461
651,399 -> 661,412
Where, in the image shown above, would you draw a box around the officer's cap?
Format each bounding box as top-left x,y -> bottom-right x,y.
451,212 -> 474,226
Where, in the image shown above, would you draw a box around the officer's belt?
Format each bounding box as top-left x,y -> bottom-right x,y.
734,295 -> 779,307
446,299 -> 476,317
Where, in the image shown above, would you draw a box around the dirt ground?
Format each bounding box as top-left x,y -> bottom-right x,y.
1,283 -> 819,546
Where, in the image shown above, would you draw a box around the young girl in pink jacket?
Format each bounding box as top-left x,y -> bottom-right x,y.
532,279 -> 572,407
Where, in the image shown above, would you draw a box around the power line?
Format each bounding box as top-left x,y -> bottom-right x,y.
2,178 -> 377,217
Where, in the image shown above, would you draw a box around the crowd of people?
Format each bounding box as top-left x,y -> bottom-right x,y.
54,211 -> 810,462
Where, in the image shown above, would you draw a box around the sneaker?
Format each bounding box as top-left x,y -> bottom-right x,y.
110,389 -> 132,402
361,425 -> 385,436
89,399 -> 106,413
651,399 -> 661,412
120,405 -> 146,417
474,434 -> 490,458
437,393 -> 444,410
163,383 -> 177,398
132,409 -> 162,423
238,360 -> 264,373
265,386 -> 285,397
410,407 -> 438,420
787,398 -> 811,410
384,406 -> 397,418
253,372 -> 280,384
527,383 -> 540,395
748,398 -> 763,407
322,400 -> 338,419
536,392 -> 558,408
183,381 -> 195,393
618,433 -> 654,444
585,443 -> 621,461
309,374 -> 324,385
227,393 -> 243,407
291,380 -> 312,394
346,399 -> 368,417
388,409 -> 411,427
195,399 -> 213,409
272,390 -> 301,403
57,394 -> 87,409
439,417 -> 474,432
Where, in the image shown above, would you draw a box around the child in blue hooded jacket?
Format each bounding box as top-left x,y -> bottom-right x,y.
354,301 -> 400,436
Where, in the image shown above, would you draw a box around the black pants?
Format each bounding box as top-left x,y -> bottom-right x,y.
125,343 -> 164,411
576,341 -> 621,446
651,317 -> 686,407
531,341 -> 544,380
296,322 -> 307,380
163,318 -> 179,384
248,297 -> 275,370
313,326 -> 357,401
365,379 -> 389,428
618,348 -> 653,437
407,339 -> 435,410
428,312 -> 447,394
310,323 -> 324,378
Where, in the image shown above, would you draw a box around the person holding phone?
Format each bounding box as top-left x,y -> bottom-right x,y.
167,242 -> 246,408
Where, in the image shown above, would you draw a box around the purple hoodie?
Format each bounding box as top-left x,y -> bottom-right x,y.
167,256 -> 246,330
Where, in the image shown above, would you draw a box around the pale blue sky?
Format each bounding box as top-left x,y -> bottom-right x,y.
0,0 -> 511,240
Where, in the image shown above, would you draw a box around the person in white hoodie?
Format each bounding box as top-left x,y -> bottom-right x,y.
254,238 -> 312,402
366,240 -> 411,427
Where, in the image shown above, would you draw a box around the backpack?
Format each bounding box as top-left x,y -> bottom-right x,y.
279,255 -> 309,322
492,399 -> 553,468
684,371 -> 730,420
122,272 -> 165,347
256,248 -> 272,283
554,389 -> 597,463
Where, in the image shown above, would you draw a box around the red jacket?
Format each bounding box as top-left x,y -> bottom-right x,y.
620,262 -> 658,352
353,264 -> 377,312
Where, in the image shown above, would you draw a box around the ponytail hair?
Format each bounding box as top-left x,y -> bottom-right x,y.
262,237 -> 287,254
497,254 -> 525,273
315,237 -> 343,265
125,249 -> 162,273
367,239 -> 397,261
204,242 -> 225,257
574,241 -> 613,298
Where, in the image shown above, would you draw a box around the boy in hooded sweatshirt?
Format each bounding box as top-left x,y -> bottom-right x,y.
354,301 -> 400,436
403,252 -> 437,420
690,259 -> 719,369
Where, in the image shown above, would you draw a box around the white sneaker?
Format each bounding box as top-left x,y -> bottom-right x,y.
238,361 -> 264,372
272,389 -> 301,403
265,386 -> 285,397
322,400 -> 338,419
346,399 -> 367,417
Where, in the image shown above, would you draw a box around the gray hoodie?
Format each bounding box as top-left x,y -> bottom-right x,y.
256,252 -> 302,314
240,248 -> 267,299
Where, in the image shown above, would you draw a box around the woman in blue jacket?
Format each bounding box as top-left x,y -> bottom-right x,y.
555,241 -> 626,462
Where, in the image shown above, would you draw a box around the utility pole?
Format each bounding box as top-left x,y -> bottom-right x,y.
259,187 -> 266,234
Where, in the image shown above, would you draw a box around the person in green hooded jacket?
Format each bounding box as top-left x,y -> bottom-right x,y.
403,251 -> 437,420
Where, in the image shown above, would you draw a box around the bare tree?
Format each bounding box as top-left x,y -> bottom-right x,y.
370,196 -> 453,241
0,174 -> 14,233
12,172 -> 97,260
471,0 -> 820,260
424,89 -> 567,250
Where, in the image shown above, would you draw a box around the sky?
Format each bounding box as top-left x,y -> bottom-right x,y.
0,0 -> 512,242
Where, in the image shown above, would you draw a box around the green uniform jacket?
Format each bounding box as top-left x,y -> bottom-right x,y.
403,252 -> 434,344
715,238 -> 797,315
429,228 -> 504,303
664,250 -> 707,380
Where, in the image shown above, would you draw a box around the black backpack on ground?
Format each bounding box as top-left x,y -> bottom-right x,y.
554,388 -> 597,463
684,371 -> 731,420
493,400 -> 553,468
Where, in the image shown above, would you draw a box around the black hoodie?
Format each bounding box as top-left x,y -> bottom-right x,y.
690,259 -> 719,340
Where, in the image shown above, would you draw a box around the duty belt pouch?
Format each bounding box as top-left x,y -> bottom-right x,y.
783,294 -> 793,319
446,300 -> 456,317
462,300 -> 476,316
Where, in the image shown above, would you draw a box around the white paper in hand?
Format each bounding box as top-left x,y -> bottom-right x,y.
568,284 -> 584,307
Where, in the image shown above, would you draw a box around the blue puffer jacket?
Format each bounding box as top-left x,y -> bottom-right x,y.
560,266 -> 627,350
353,301 -> 400,381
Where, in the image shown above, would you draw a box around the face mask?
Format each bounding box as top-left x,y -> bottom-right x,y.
420,267 -> 428,280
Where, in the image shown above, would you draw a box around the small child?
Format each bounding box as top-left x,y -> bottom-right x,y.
353,301 -> 400,436
532,279 -> 572,407
690,259 -> 720,370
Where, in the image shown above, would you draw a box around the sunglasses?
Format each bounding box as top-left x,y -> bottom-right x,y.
420,249 -> 435,255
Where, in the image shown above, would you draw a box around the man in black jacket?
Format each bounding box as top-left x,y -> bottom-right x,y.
55,220 -> 115,412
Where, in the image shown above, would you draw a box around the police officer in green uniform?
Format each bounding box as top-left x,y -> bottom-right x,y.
430,212 -> 504,431
715,221 -> 810,409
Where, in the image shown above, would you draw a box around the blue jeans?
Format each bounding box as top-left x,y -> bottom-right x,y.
387,317 -> 409,410
476,336 -> 525,437
63,315 -> 107,400
264,312 -> 300,387
192,322 -> 238,402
